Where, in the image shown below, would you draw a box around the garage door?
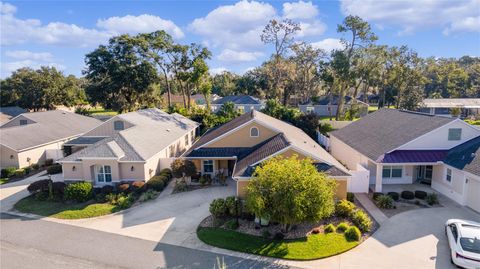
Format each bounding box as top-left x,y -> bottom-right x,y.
466,178 -> 480,213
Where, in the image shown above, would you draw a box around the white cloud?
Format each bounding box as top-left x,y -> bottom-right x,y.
283,1 -> 318,20
297,20 -> 326,37
190,0 -> 276,50
311,38 -> 344,52
210,67 -> 228,75
96,14 -> 184,39
2,60 -> 65,77
340,0 -> 480,35
5,50 -> 54,61
0,1 -> 16,14
217,49 -> 263,62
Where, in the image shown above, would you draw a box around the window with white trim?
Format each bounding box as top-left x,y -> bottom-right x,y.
250,127 -> 259,137
306,106 -> 314,114
446,168 -> 452,182
203,160 -> 213,173
382,166 -> 402,178
448,128 -> 462,141
96,165 -> 112,183
191,130 -> 195,143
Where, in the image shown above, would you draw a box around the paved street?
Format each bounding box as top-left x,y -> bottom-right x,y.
0,213 -> 292,269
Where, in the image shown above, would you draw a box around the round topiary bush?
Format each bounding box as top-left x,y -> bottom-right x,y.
401,191 -> 415,200
27,179 -> 52,194
146,176 -> 166,191
209,198 -> 227,218
351,209 -> 372,232
1,167 -> 17,178
414,190 -> 427,200
387,192 -> 399,201
47,164 -> 62,175
373,192 -> 384,201
159,168 -> 172,180
64,182 -> 93,202
324,224 -> 336,233
345,226 -> 361,241
335,199 -> 356,217
336,222 -> 349,233
346,192 -> 355,203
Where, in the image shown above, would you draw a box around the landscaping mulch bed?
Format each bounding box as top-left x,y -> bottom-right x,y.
171,182 -> 229,194
368,193 -> 443,218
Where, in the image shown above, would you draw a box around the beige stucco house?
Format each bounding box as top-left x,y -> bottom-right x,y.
330,108 -> 480,212
59,109 -> 198,185
183,110 -> 350,199
0,110 -> 101,169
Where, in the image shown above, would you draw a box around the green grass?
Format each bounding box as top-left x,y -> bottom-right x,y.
14,196 -> 120,219
465,119 -> 480,126
0,178 -> 9,185
87,108 -> 118,116
197,227 -> 359,260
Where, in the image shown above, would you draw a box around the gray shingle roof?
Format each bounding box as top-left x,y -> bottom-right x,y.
0,110 -> 101,151
186,147 -> 250,158
212,95 -> 262,105
64,136 -> 107,146
330,109 -> 455,161
0,106 -> 27,123
444,136 -> 480,176
313,163 -> 351,177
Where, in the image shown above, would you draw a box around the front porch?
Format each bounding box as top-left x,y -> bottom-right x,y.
190,158 -> 236,181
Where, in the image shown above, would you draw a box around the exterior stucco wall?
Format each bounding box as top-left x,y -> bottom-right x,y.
0,145 -> 19,168
0,115 -> 35,128
330,136 -> 369,170
120,162 -> 146,181
16,140 -> 67,168
431,164 -> 466,204
62,163 -> 84,180
335,179 -> 348,200
206,122 -> 278,148
80,159 -> 120,183
397,120 -> 479,150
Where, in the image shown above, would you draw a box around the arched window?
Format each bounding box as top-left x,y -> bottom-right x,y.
250,127 -> 259,137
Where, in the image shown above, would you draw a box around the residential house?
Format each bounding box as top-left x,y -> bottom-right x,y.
0,106 -> 27,124
329,108 -> 480,212
0,110 -> 101,169
299,95 -> 369,117
419,98 -> 480,118
211,95 -> 264,114
183,110 -> 351,199
161,93 -> 220,108
59,109 -> 199,185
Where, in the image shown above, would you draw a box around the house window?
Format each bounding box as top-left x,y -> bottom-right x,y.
237,106 -> 244,113
306,106 -> 314,114
382,166 -> 402,178
169,144 -> 175,157
19,119 -> 28,125
191,130 -> 195,143
96,165 -> 112,183
448,128 -> 462,141
185,134 -> 189,146
203,160 -> 213,173
446,168 -> 452,182
114,121 -> 124,131
250,127 -> 259,137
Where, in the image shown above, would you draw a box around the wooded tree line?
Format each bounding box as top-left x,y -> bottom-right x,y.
1,15 -> 479,119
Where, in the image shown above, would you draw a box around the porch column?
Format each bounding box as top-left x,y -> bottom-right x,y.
375,163 -> 383,192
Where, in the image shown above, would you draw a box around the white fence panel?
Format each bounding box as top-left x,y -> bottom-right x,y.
317,131 -> 330,150
159,158 -> 176,170
348,164 -> 370,193
46,149 -> 63,161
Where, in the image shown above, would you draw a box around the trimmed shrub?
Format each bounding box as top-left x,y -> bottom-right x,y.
24,167 -> 31,175
116,193 -> 135,209
14,169 -> 26,177
47,164 -> 62,175
225,196 -> 237,216
335,199 -> 356,217
131,181 -> 146,194
95,193 -> 107,203
173,180 -> 187,192
387,192 -> 399,201
1,167 -> 16,178
159,168 -> 172,180
336,222 -> 349,233
347,192 -> 355,203
414,190 -> 427,200
351,210 -> 372,232
101,185 -> 114,195
117,183 -> 130,193
146,176 -> 166,191
64,182 -> 93,202
345,226 -> 361,241
273,232 -> 285,240
373,192 -> 384,201
209,198 -> 227,218
139,189 -> 158,202
105,193 -> 117,204
224,219 -> 239,230
376,195 -> 395,209
426,193 -> 439,205
262,229 -> 271,239
51,182 -> 66,198
27,179 -> 52,193
44,159 -> 54,166
311,228 -> 320,234
324,224 -> 336,233
401,191 -> 414,200
31,163 -> 40,170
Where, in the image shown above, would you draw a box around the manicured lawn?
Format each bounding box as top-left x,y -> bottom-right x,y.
197,227 -> 359,260
0,178 -> 9,185
14,196 -> 120,219
465,119 -> 480,126
87,108 -> 118,116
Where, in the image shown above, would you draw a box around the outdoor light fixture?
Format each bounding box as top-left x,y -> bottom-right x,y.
10,155 -> 13,159
72,166 -> 76,171
131,166 -> 135,171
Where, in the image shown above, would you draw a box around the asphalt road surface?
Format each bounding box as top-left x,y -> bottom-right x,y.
0,213 -> 293,269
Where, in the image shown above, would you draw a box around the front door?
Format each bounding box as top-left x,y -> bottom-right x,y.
227,160 -> 235,176
416,165 -> 433,184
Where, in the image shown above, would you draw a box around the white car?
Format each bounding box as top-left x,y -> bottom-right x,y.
445,219 -> 480,269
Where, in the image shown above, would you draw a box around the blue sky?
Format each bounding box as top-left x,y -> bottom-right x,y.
1,0 -> 479,78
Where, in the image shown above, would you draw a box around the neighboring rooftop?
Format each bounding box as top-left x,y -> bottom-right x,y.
212,95 -> 262,105
64,136 -> 107,146
0,106 -> 27,124
61,108 -> 199,162
331,109 -> 455,161
0,110 -> 101,151
301,95 -> 353,106
444,136 -> 480,176
422,98 -> 480,108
